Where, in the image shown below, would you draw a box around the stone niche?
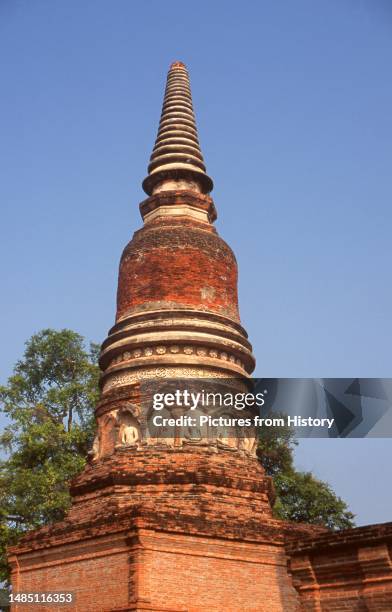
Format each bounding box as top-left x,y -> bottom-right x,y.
89,404 -> 143,461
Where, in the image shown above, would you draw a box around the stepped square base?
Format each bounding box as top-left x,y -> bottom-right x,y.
10,523 -> 300,612
8,448 -> 305,612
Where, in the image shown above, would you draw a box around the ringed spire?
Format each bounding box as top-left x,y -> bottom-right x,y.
142,61 -> 213,195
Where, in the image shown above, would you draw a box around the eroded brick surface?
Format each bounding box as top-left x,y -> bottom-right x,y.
116,217 -> 239,322
287,522 -> 392,611
9,449 -> 301,611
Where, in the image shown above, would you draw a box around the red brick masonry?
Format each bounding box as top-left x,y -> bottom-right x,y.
9,448 -> 302,611
287,522 -> 392,611
10,446 -> 391,610
116,209 -> 240,323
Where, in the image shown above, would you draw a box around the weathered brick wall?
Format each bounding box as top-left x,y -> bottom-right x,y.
8,448 -> 301,611
132,531 -> 300,612
9,534 -> 131,612
9,527 -> 301,612
287,522 -> 392,611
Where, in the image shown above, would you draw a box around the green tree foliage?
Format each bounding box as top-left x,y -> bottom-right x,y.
0,329 -> 99,583
257,418 -> 355,530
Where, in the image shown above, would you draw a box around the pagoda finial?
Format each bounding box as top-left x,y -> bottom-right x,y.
170,60 -> 186,69
142,62 -> 213,195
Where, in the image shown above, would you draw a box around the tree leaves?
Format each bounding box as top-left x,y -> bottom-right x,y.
272,471 -> 355,530
0,329 -> 99,584
257,417 -> 355,530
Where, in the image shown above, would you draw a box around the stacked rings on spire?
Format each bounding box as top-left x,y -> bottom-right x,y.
142,62 -> 213,195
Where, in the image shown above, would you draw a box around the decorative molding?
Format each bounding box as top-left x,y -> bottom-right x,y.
102,366 -> 231,393
108,344 -> 245,371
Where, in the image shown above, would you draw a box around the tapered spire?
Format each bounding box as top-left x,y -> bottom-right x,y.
142,61 -> 213,195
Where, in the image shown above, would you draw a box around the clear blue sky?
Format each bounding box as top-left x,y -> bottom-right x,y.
1,1 -> 391,525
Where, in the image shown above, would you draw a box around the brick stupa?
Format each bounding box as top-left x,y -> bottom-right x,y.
9,63 -> 392,612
